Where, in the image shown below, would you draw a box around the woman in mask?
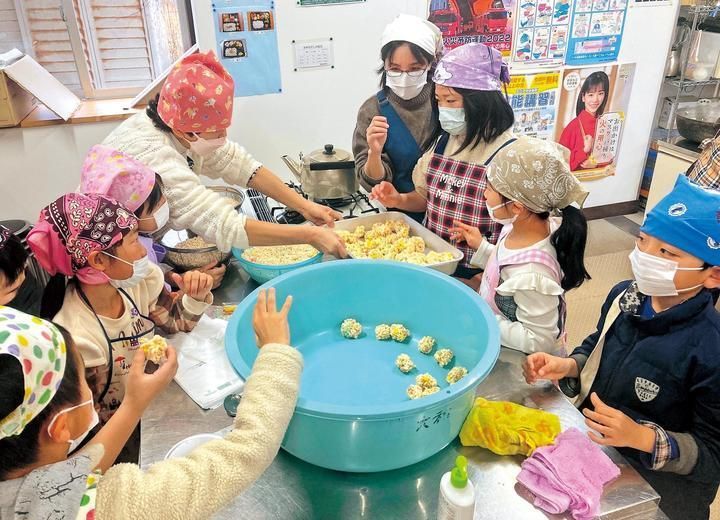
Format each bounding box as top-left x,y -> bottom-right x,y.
353,14 -> 443,223
102,51 -> 347,258
371,43 -> 516,282
27,193 -> 214,460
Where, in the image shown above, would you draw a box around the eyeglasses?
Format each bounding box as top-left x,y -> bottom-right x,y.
385,69 -> 427,78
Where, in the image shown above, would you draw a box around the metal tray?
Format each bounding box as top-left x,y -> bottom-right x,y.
333,212 -> 463,275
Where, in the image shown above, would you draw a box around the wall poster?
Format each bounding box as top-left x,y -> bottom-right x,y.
555,63 -> 636,181
565,0 -> 628,65
212,0 -> 282,96
512,0 -> 572,65
507,71 -> 561,140
429,0 -> 517,56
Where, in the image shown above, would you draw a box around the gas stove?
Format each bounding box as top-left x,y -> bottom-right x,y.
241,182 -> 381,224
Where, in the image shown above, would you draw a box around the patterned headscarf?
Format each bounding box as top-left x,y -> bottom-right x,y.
80,145 -> 156,212
158,50 -> 235,133
486,137 -> 588,213
433,42 -> 510,92
0,225 -> 11,252
0,306 -> 67,439
27,193 -> 137,285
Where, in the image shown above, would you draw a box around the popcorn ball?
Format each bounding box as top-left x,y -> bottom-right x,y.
375,324 -> 392,341
407,384 -> 424,400
434,348 -> 454,367
340,318 -> 362,339
418,336 -> 436,354
446,366 -> 468,384
395,354 -> 415,374
416,373 -> 438,390
390,323 -> 410,343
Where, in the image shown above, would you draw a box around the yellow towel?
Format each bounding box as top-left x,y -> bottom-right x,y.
459,397 -> 561,456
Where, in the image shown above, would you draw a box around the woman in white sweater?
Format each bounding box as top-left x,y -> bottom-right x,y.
103,51 -> 346,257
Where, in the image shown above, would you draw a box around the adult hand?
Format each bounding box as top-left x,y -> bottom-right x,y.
309,227 -> 348,258
171,271 -> 214,302
124,347 -> 178,412
449,220 -> 484,249
253,288 -> 293,347
369,181 -> 402,208
522,353 -> 577,384
367,116 -> 389,155
300,201 -> 343,228
583,134 -> 594,154
199,261 -> 226,290
583,393 -> 656,452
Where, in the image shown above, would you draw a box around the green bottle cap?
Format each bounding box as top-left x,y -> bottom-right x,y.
450,455 -> 468,488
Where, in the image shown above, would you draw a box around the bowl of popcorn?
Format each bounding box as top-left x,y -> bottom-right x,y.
232,244 -> 323,284
225,260 -> 500,473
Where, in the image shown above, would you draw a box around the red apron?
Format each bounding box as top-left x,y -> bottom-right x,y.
479,226 -> 568,355
425,133 -> 515,267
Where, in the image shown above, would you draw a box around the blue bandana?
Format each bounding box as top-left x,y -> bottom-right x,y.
641,175 -> 720,266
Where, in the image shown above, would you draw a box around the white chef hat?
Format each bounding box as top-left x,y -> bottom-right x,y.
381,14 -> 444,59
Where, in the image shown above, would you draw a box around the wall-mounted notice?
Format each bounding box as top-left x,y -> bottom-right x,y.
293,39 -> 334,71
507,71 -> 561,140
212,0 -> 282,97
298,0 -> 365,5
565,0 -> 628,65
512,0 -> 573,65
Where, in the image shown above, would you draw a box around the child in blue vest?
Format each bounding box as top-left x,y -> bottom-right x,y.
523,175 -> 720,520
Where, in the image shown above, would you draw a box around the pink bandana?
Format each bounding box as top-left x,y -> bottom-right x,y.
158,51 -> 235,133
80,145 -> 156,213
27,193 -> 137,285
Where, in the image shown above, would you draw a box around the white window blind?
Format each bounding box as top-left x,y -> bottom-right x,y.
0,0 -> 192,99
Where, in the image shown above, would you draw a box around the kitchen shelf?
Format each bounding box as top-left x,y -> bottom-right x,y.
666,77 -> 720,88
685,5 -> 720,15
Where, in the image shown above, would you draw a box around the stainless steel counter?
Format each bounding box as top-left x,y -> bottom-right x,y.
140,263 -> 668,520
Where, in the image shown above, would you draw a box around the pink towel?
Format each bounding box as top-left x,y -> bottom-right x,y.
517,427 -> 621,520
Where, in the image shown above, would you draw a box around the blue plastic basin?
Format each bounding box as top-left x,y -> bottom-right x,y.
225,260 -> 500,472
231,247 -> 323,284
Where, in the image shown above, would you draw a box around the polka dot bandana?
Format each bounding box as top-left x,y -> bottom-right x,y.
0,306 -> 67,439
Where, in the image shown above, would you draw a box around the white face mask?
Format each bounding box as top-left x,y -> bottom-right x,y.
104,253 -> 152,289
139,201 -> 170,233
629,246 -> 705,297
486,200 -> 517,226
188,134 -> 227,156
385,71 -> 427,100
47,398 -> 100,454
438,107 -> 467,135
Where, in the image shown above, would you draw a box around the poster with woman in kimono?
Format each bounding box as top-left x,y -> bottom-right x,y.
555,63 -> 636,181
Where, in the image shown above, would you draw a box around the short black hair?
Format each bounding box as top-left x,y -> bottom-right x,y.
0,325 -> 82,480
0,231 -> 28,285
146,93 -> 172,133
377,41 -> 435,88
134,174 -> 165,218
451,89 -> 515,155
576,71 -> 610,117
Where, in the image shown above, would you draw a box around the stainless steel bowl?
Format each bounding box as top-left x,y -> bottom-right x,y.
208,185 -> 245,209
676,103 -> 720,143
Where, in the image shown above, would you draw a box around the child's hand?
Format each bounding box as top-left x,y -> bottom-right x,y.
125,347 -> 178,413
370,181 -> 402,208
523,353 -> 577,384
449,220 -> 484,249
583,134 -> 594,154
172,271 -> 214,301
253,288 -> 293,347
583,393 -> 656,453
199,261 -> 227,290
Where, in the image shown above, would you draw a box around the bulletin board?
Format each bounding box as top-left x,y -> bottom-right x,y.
212,0 -> 282,96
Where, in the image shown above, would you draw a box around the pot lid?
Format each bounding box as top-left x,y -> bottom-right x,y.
305,144 -> 352,164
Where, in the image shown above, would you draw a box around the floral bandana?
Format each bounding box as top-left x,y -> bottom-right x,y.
0,225 -> 10,252
0,306 -> 67,439
27,193 -> 137,285
486,136 -> 588,213
158,50 -> 235,133
432,42 -> 510,92
80,145 -> 156,212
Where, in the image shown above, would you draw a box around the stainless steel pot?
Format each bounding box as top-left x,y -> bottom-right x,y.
665,48 -> 681,77
282,144 -> 357,200
676,101 -> 720,143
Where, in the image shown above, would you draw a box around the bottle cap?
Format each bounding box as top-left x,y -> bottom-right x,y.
450,455 -> 468,488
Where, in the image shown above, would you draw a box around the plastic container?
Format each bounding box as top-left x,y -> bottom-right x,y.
224,260 -> 500,472
438,455 -> 476,520
231,247 -> 323,284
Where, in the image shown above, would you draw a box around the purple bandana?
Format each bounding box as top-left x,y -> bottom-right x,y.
0,226 -> 10,252
433,42 -> 510,92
